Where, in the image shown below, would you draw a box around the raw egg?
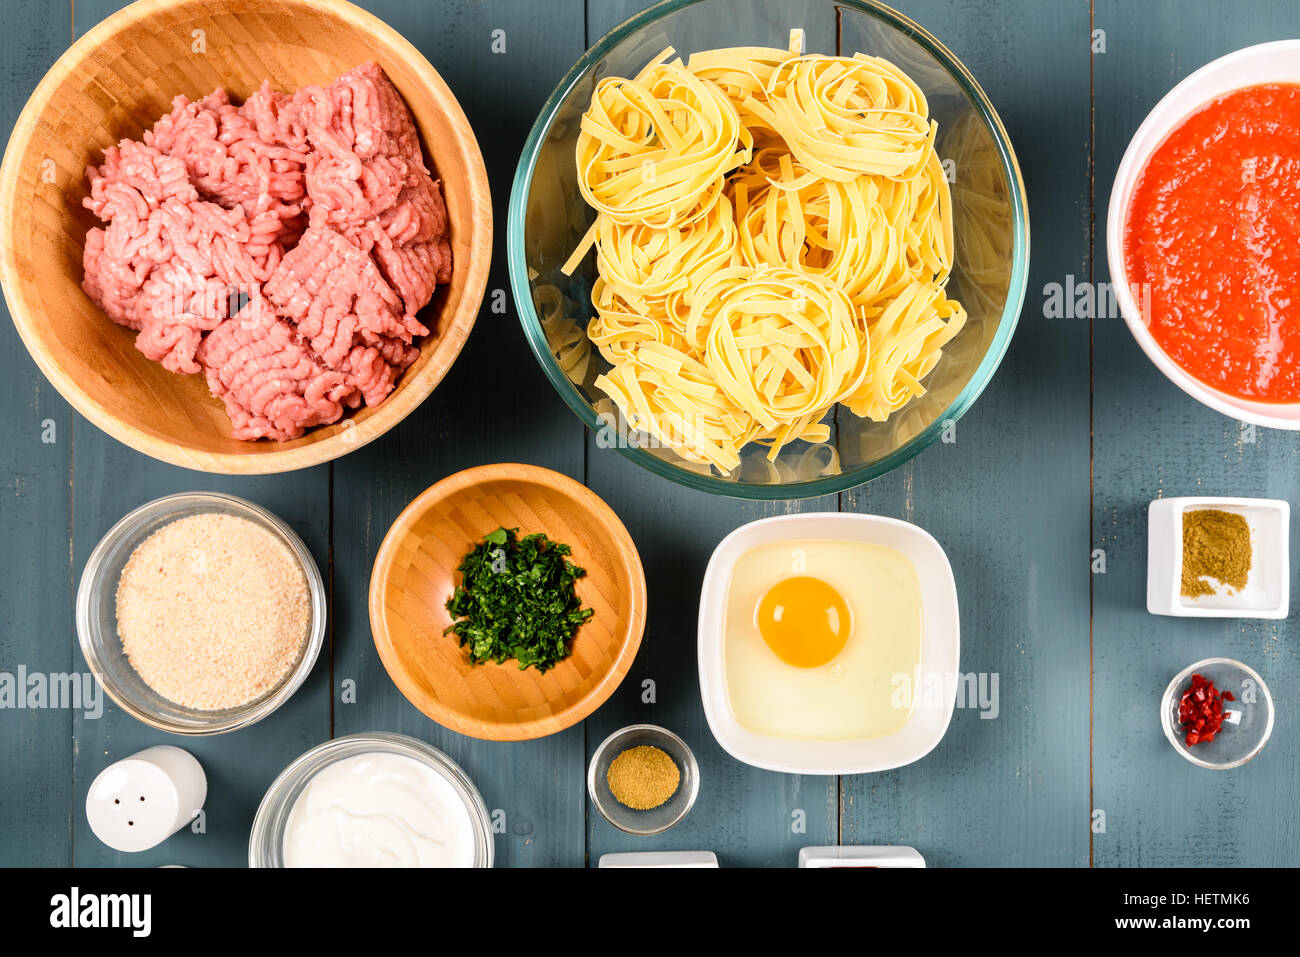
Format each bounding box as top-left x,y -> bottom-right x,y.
723,539 -> 922,741
756,576 -> 851,668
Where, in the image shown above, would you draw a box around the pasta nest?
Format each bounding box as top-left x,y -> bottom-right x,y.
747,53 -> 937,182
686,266 -> 868,437
576,54 -> 753,228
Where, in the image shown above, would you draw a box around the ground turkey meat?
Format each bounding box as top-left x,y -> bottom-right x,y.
264,226 -> 426,406
146,85 -> 309,219
82,141 -> 197,329
197,297 -> 360,442
80,62 -> 450,440
264,226 -> 421,358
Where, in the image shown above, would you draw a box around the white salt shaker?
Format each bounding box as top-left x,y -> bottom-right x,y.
86,746 -> 206,853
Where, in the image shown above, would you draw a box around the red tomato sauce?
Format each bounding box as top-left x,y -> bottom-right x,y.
1123,83 -> 1300,402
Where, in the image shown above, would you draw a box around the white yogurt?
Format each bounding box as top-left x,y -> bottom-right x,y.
282,752 -> 476,867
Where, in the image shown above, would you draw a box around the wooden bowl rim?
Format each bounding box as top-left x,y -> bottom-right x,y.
0,0 -> 492,474
368,463 -> 648,741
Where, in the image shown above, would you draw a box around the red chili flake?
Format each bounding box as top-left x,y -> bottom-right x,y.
1177,673 -> 1233,747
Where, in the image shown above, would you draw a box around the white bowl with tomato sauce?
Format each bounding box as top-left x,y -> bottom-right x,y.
1108,41 -> 1300,430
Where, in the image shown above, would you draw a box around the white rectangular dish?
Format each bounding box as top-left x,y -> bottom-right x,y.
597,851 -> 719,868
798,845 -> 926,868
698,512 -> 960,775
1147,497 -> 1289,618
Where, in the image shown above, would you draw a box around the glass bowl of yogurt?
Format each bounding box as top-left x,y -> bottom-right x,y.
249,732 -> 494,867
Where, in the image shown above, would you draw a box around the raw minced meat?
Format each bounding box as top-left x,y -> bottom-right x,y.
294,62 -> 427,236
263,225 -> 423,365
146,85 -> 309,217
82,142 -> 198,329
374,238 -> 452,315
134,197 -> 293,373
81,62 -> 450,440
197,297 -> 360,442
342,334 -> 421,408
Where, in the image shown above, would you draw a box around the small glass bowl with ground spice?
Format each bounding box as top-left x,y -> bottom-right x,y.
77,492 -> 326,734
1160,658 -> 1274,770
588,724 -> 699,835
1146,497 -> 1289,618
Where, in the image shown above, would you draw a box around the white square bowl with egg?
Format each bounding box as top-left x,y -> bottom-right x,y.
698,513 -> 960,775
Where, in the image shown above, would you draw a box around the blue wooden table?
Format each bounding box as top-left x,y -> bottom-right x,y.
1,0 -> 1296,868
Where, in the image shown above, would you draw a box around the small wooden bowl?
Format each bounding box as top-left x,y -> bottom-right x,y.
0,0 -> 491,473
369,464 -> 647,741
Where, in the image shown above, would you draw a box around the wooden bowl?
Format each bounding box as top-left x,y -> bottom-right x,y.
369,464 -> 647,741
0,0 -> 491,473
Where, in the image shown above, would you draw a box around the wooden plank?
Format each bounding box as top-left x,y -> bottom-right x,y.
582,457 -> 840,866
330,0 -> 590,868
1092,0 -> 1300,867
0,0 -> 75,868
580,0 -> 840,869
838,0 -> 1093,866
67,0 -> 331,870
69,448 -> 333,867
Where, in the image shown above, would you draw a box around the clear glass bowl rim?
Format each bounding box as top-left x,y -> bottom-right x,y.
586,722 -> 701,835
507,0 -> 1031,499
1159,657 -> 1275,770
248,731 -> 495,867
75,490 -> 327,735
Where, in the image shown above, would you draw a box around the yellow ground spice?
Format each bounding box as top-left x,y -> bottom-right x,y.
1181,509 -> 1252,598
606,745 -> 680,810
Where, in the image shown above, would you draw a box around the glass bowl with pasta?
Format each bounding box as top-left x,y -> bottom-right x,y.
508,0 -> 1028,498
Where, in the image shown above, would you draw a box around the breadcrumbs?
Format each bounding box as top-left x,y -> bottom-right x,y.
115,512 -> 311,710
606,745 -> 680,810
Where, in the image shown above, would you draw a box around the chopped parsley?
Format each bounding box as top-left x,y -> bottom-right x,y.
444,527 -> 594,672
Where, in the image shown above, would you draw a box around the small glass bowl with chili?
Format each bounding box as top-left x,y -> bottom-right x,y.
1160,658 -> 1274,770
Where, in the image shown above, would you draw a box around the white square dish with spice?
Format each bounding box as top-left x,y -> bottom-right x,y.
1147,496 -> 1290,619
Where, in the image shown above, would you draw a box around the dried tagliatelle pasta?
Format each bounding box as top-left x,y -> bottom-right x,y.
563,29 -> 967,472
688,266 -> 865,441
533,284 -> 592,386
747,53 -> 937,182
686,41 -> 798,138
574,48 -> 753,229
592,192 -> 740,325
843,279 -> 965,421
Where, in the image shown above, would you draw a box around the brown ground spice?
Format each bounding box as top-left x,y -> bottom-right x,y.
607,745 -> 680,810
1181,509 -> 1252,598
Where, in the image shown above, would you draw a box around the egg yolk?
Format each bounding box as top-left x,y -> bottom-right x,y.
756,576 -> 851,668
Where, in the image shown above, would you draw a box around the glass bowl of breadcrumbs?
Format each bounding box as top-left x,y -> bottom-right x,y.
587,724 -> 700,835
76,492 -> 326,734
